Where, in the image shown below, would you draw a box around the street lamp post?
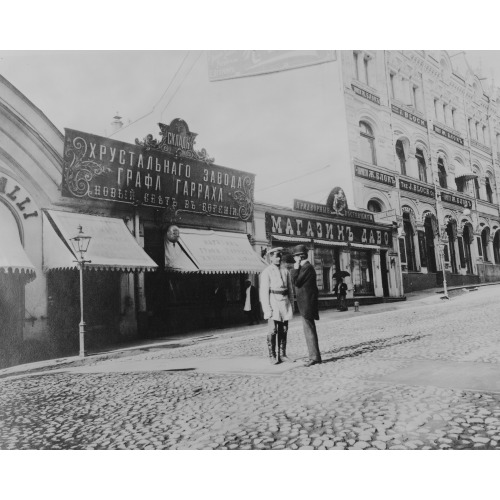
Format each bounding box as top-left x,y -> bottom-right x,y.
69,225 -> 92,357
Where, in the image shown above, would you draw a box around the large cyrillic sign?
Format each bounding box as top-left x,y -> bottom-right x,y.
265,213 -> 392,247
62,128 -> 255,221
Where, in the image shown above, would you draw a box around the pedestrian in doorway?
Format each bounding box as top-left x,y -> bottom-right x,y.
334,277 -> 348,311
290,244 -> 322,367
243,279 -> 260,325
259,248 -> 294,364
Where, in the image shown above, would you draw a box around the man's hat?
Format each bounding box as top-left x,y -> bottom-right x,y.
268,247 -> 284,255
292,244 -> 308,256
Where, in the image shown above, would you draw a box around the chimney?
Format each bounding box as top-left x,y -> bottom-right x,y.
110,112 -> 123,134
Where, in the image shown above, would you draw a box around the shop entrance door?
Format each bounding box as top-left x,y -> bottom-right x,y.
380,250 -> 389,297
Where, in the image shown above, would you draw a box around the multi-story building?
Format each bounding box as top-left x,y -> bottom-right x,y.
340,50 -> 500,292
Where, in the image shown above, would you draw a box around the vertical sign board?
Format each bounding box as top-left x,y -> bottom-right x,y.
62,128 -> 255,221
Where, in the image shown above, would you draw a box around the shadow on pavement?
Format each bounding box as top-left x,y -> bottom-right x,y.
320,333 -> 429,364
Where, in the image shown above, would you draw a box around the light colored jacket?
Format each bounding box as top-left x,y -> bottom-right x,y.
259,264 -> 294,321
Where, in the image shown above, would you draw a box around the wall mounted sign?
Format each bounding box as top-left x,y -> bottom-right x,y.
391,104 -> 427,129
351,84 -> 380,105
293,199 -> 374,223
440,192 -> 473,209
399,179 -> 435,199
293,186 -> 374,222
0,175 -> 38,219
62,127 -> 255,221
266,213 -> 391,247
355,165 -> 396,186
433,125 -> 464,146
135,119 -> 214,164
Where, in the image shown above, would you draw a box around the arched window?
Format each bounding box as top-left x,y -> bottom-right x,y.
446,220 -> 458,274
396,140 -> 406,175
494,230 -> 500,264
486,177 -> 494,203
367,199 -> 382,213
481,227 -> 490,262
416,148 -> 427,183
462,223 -> 474,274
437,158 -> 447,188
359,121 -> 376,165
423,216 -> 437,272
474,178 -> 481,199
402,212 -> 417,271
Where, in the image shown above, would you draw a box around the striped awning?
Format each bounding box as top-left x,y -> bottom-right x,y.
43,210 -> 158,272
0,202 -> 36,281
165,228 -> 267,274
455,163 -> 478,182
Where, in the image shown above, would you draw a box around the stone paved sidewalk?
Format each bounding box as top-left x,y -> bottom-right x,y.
2,285 -> 500,450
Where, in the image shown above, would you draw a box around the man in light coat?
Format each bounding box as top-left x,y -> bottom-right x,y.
290,244 -> 322,367
259,247 -> 294,364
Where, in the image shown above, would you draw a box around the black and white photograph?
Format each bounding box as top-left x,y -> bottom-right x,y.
1,2 -> 499,499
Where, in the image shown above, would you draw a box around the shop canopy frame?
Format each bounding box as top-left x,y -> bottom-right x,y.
42,210 -> 158,273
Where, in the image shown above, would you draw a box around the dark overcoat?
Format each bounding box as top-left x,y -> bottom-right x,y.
290,261 -> 319,321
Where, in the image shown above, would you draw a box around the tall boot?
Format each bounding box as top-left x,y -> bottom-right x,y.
278,326 -> 289,361
267,333 -> 280,365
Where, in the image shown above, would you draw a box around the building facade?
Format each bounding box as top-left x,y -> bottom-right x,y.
341,50 -> 500,291
253,195 -> 404,309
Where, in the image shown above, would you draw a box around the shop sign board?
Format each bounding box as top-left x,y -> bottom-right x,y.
433,125 -> 464,146
399,179 -> 435,199
0,174 -> 38,219
62,127 -> 255,221
294,199 -> 374,223
266,212 -> 392,247
391,104 -> 427,129
352,85 -> 380,105
440,192 -> 473,209
354,165 -> 396,186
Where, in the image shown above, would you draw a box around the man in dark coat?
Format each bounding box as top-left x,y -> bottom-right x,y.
290,244 -> 322,367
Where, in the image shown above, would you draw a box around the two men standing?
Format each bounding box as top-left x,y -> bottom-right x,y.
259,244 -> 322,367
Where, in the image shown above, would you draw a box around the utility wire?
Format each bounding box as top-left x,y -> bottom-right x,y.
255,164 -> 330,193
109,51 -> 191,137
160,50 -> 203,120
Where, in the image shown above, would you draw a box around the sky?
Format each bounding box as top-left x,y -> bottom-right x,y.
0,50 -> 346,208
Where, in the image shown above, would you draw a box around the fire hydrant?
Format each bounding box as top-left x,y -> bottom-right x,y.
354,301 -> 359,312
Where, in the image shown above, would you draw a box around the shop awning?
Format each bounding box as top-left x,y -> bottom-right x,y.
165,228 -> 267,274
0,203 -> 36,281
43,210 -> 158,272
455,163 -> 478,182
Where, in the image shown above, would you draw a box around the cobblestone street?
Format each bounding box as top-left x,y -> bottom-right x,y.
2,286 -> 500,451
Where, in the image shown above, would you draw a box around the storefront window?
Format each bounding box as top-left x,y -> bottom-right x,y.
417,231 -> 427,268
493,231 -> 500,264
423,216 -> 437,272
481,227 -> 490,262
403,213 -> 417,271
315,246 -> 338,294
350,250 -> 374,295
